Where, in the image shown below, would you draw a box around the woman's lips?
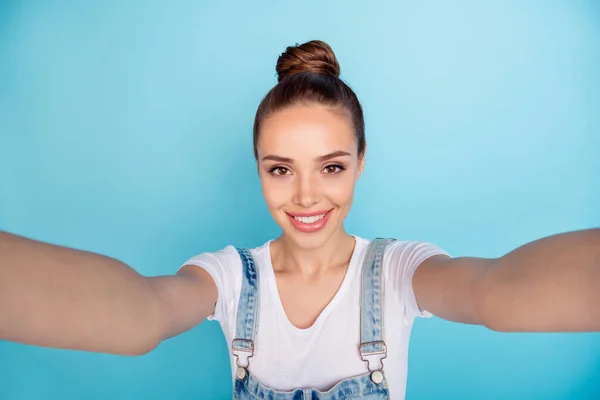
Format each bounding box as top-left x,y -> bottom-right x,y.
286,209 -> 333,233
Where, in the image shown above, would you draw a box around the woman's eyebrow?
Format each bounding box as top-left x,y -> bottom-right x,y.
261,150 -> 351,163
261,155 -> 294,163
316,150 -> 351,162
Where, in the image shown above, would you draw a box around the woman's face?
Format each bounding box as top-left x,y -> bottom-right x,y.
256,104 -> 364,249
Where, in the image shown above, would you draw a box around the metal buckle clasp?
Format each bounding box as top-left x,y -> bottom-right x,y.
359,340 -> 387,372
232,338 -> 254,369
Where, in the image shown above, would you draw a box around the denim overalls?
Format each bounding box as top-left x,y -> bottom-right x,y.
231,238 -> 395,400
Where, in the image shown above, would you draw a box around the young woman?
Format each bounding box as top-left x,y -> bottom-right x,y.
1,40 -> 599,400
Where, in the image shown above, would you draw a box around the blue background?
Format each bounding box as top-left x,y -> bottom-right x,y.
1,1 -> 599,399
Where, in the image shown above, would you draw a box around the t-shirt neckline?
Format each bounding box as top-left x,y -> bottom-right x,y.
263,235 -> 362,335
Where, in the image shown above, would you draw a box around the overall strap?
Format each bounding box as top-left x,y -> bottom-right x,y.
359,238 -> 395,382
232,248 -> 260,380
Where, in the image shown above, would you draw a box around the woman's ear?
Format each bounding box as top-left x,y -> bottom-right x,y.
357,143 -> 366,180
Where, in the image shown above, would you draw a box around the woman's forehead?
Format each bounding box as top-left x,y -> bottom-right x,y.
258,105 -> 356,159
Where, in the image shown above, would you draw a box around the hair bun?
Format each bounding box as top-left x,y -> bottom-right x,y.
276,40 -> 341,82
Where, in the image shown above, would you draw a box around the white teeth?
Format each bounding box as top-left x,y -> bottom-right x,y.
293,213 -> 327,224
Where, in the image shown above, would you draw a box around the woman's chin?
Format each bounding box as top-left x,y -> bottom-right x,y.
279,223 -> 345,249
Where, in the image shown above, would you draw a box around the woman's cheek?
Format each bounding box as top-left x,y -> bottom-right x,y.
262,180 -> 290,208
325,176 -> 355,201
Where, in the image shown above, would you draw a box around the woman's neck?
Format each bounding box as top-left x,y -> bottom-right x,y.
270,230 -> 356,277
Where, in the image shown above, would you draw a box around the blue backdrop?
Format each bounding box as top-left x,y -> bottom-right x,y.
1,1 -> 599,399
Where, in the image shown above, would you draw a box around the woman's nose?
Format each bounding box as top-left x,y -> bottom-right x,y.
292,175 -> 320,208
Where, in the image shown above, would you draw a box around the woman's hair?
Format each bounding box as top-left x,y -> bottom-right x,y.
253,40 -> 366,160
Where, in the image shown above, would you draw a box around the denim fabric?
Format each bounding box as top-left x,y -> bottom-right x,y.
232,239 -> 395,400
233,371 -> 389,400
232,248 -> 259,360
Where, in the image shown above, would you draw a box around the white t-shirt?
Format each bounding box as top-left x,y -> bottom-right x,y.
180,236 -> 449,400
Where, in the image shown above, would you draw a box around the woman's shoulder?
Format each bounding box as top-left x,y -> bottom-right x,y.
181,240 -> 272,268
353,235 -> 449,262
354,235 -> 436,247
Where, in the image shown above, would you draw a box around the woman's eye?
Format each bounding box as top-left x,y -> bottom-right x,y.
323,164 -> 345,174
270,166 -> 291,176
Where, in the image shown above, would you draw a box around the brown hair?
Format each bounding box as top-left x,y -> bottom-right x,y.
253,40 -> 366,160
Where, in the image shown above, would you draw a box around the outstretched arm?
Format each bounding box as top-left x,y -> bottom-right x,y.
413,228 -> 600,332
0,231 -> 217,355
